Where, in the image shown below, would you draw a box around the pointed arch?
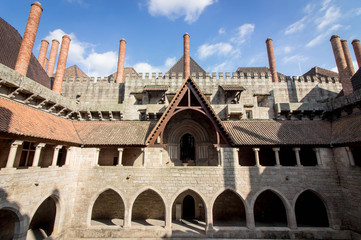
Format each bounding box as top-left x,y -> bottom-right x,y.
0,206 -> 23,240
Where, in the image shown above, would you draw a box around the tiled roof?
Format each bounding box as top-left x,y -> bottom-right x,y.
0,17 -> 51,88
331,112 -> 361,145
302,66 -> 338,79
236,66 -> 286,78
168,56 -> 206,76
73,121 -> 155,146
64,65 -> 89,78
108,67 -> 139,82
0,96 -> 81,144
351,68 -> 361,91
224,120 -> 332,146
144,85 -> 169,91
220,85 -> 245,91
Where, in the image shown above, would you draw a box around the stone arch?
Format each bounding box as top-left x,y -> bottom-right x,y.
130,188 -> 166,227
0,206 -> 24,240
252,188 -> 290,227
211,189 -> 247,226
294,189 -> 330,227
90,188 -> 125,227
167,118 -> 210,143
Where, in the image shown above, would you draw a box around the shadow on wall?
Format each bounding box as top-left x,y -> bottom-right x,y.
118,83 -> 125,104
0,188 -> 30,240
300,85 -> 338,103
0,107 -> 12,133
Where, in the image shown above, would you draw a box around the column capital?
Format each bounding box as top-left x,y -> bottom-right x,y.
272,147 -> 280,152
35,143 -> 46,149
54,145 -> 63,150
252,147 -> 260,152
117,147 -> 124,152
292,147 -> 300,152
312,147 -> 320,153
11,140 -> 23,147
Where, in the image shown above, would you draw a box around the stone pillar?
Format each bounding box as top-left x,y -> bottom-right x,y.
217,147 -> 223,166
345,147 -> 355,166
64,146 -> 73,167
246,208 -> 255,229
330,35 -> 353,95
183,33 -> 190,79
14,2 -> 43,76
233,148 -> 240,166
53,35 -> 71,94
313,148 -> 322,166
38,39 -> 49,70
116,39 -> 126,83
51,145 -> 62,167
266,38 -> 278,82
46,39 -> 59,77
123,206 -> 132,228
293,148 -> 301,166
341,39 -> 355,75
5,140 -> 23,169
95,148 -> 100,166
31,143 -> 46,167
252,148 -> 260,166
117,148 -> 124,166
272,147 -> 280,166
165,204 -> 172,230
141,148 -> 145,167
206,205 -> 214,231
352,39 -> 361,68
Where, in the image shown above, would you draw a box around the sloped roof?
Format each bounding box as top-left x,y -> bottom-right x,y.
302,66 -> 338,79
351,68 -> 361,91
64,65 -> 89,78
108,67 -> 138,81
0,17 -> 51,88
168,56 -> 206,75
236,66 -> 286,78
224,120 -> 332,146
331,112 -> 361,145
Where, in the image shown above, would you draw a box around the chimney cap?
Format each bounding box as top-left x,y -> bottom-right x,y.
62,34 -> 71,40
266,38 -> 272,43
31,2 -> 43,11
352,39 -> 360,44
120,38 -> 126,43
52,39 -> 60,43
330,35 -> 340,41
41,39 -> 49,44
184,33 -> 190,37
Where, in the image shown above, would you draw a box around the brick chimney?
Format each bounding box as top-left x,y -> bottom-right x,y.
352,39 -> 361,69
14,2 -> 43,76
43,57 -> 48,70
266,38 -> 278,82
116,39 -> 126,83
341,39 -> 355,75
46,39 -> 60,77
330,35 -> 353,95
183,33 -> 190,79
52,35 -> 71,94
38,39 -> 49,70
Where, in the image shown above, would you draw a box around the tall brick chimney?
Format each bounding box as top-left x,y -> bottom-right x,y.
46,39 -> 60,77
266,38 -> 278,82
38,39 -> 49,70
352,39 -> 361,69
183,33 -> 190,79
43,57 -> 48,70
116,39 -> 126,83
14,2 -> 43,76
330,35 -> 353,95
52,35 -> 71,94
341,39 -> 355,75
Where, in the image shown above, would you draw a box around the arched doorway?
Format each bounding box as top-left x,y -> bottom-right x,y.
180,134 -> 195,164
182,195 -> 195,219
0,209 -> 20,240
254,190 -> 288,227
295,190 -> 329,227
27,197 -> 57,239
91,189 -> 124,226
213,190 -> 246,226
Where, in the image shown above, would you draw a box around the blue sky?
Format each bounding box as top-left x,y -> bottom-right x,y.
1,0 -> 361,77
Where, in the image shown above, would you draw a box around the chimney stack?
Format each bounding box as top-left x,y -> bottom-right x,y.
330,35 -> 353,95
46,39 -> 60,77
183,33 -> 190,79
43,57 -> 48,70
52,35 -> 71,94
14,2 -> 43,76
352,39 -> 361,69
116,39 -> 127,83
266,38 -> 278,82
341,39 -> 355,76
38,39 -> 49,70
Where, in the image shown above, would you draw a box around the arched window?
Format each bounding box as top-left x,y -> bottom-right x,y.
180,134 -> 195,163
0,209 -> 20,240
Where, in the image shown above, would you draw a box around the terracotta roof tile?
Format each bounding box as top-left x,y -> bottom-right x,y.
64,65 -> 89,78
220,85 -> 245,91
144,85 -> 169,91
331,113 -> 361,145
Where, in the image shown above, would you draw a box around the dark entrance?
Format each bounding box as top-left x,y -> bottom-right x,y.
182,195 -> 195,219
180,134 -> 195,162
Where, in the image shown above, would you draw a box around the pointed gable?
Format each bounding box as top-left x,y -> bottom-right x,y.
168,56 -> 206,77
146,77 -> 234,147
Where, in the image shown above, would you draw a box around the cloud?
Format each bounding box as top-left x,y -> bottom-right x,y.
147,0 -> 215,24
218,28 -> 225,34
306,24 -> 342,47
133,57 -> 177,74
230,23 -> 255,44
320,0 -> 332,11
316,6 -> 340,29
165,57 -> 176,68
44,29 -> 117,77
197,42 -> 233,59
282,54 -> 308,64
285,17 -> 306,35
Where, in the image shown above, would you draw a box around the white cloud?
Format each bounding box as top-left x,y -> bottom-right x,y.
316,6 -> 340,29
197,42 -> 233,60
231,23 -> 255,44
133,57 -> 177,74
218,28 -> 225,34
306,24 -> 342,47
165,57 -> 176,68
283,54 -> 308,64
320,0 -> 332,11
147,0 -> 215,24
285,17 -> 306,35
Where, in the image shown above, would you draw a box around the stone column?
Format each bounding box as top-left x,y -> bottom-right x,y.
53,35 -> 71,94
14,2 -> 43,76
252,148 -> 260,166
217,147 -> 223,166
272,147 -> 280,166
345,147 -> 355,166
313,148 -> 322,166
246,208 -> 255,229
206,205 -> 214,231
341,39 -> 355,75
233,148 -> 240,166
31,143 -> 46,168
293,148 -> 301,166
123,206 -> 132,228
141,148 -> 145,167
183,33 -> 190,79
352,39 -> 361,68
116,39 -> 126,83
46,39 -> 59,77
64,146 -> 73,167
5,140 -> 23,169
266,38 -> 279,82
38,39 -> 49,70
51,145 -> 62,167
95,148 -> 100,166
117,148 -> 124,166
165,204 -> 172,231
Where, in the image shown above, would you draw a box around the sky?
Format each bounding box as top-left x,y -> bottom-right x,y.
1,0 -> 361,77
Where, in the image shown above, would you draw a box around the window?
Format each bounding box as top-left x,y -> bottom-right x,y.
180,134 -> 195,163
246,110 -> 253,119
19,142 -> 35,167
